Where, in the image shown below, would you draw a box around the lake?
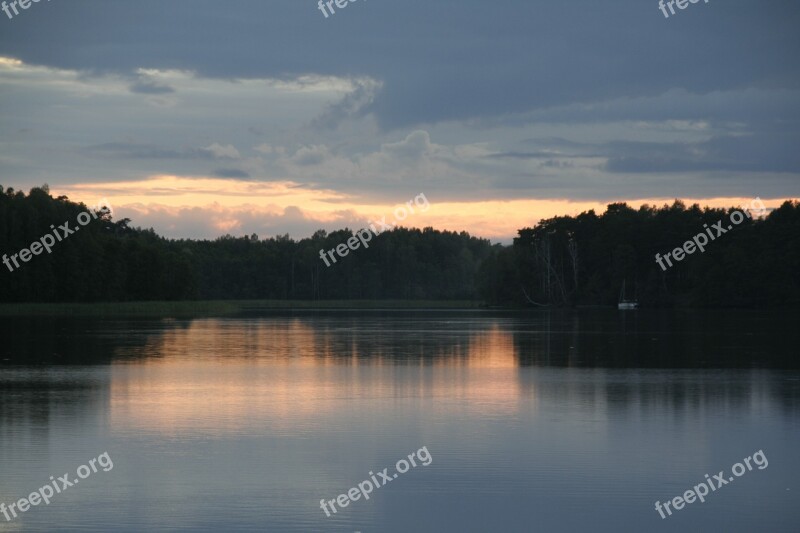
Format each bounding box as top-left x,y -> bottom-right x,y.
1,309 -> 798,532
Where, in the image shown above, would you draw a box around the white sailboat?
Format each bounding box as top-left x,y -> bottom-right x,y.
618,279 -> 638,310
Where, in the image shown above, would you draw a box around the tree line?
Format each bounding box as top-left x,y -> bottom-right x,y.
0,185 -> 492,303
478,200 -> 800,307
1,186 -> 798,307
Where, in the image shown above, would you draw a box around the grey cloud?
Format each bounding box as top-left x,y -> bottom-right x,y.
129,79 -> 175,95
485,151 -> 576,160
312,78 -> 381,130
82,142 -> 239,161
483,89 -> 800,130
512,130 -> 800,175
540,160 -> 573,168
213,168 -> 251,178
81,143 -> 210,160
605,132 -> 800,173
381,131 -> 431,159
1,1 -> 796,130
291,145 -> 329,166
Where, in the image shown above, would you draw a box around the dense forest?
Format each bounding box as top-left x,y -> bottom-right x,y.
480,200 -> 800,307
0,185 -> 492,302
1,185 -> 799,307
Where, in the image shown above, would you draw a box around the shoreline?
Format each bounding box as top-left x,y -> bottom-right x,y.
0,300 -> 483,317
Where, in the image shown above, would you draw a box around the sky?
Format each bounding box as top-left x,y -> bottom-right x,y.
0,0 -> 798,241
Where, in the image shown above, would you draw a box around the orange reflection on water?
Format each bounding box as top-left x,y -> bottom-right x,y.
427,325 -> 526,418
109,319 -> 527,437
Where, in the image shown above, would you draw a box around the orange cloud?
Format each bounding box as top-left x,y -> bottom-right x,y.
54,177 -> 793,241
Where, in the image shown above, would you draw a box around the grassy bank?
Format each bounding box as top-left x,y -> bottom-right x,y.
0,299 -> 482,317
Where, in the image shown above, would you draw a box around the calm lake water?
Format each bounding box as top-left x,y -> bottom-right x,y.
1,309 -> 799,532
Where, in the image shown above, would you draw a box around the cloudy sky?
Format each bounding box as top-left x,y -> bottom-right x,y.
0,0 -> 798,240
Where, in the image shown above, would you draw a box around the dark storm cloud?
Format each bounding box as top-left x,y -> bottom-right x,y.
0,0 -> 797,130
